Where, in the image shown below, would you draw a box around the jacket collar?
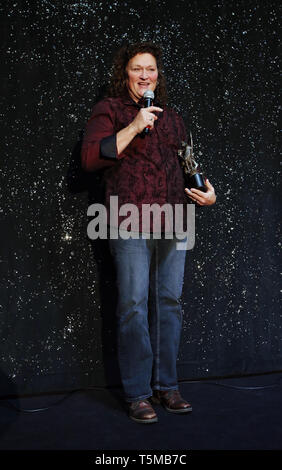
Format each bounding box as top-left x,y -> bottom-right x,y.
120,90 -> 162,108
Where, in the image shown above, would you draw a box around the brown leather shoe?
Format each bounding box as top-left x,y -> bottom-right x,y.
151,390 -> 192,414
128,399 -> 158,424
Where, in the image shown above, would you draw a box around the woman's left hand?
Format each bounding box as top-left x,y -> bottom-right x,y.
185,179 -> 216,206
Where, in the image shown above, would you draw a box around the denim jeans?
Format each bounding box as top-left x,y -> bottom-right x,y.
109,236 -> 187,403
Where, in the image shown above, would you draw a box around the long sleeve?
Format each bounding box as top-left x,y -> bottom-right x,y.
176,111 -> 188,144
81,99 -> 121,172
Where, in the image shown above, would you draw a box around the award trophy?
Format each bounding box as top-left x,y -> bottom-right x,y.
178,132 -> 207,192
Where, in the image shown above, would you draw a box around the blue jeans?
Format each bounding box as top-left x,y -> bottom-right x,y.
109,236 -> 187,402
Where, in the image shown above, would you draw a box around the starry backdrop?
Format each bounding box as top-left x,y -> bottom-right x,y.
0,0 -> 280,395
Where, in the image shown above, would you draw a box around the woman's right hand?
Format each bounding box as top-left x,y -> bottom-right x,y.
116,106 -> 163,155
131,106 -> 163,134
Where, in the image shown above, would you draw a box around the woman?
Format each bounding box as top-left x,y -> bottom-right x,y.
82,42 -> 216,424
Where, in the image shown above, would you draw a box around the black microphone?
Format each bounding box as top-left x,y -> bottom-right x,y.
143,90 -> 155,135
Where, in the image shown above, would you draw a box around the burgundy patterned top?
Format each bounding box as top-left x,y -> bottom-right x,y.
81,93 -> 189,233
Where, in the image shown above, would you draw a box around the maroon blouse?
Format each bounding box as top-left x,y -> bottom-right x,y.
81,93 -> 189,233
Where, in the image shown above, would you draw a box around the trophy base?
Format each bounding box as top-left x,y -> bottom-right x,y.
185,173 -> 207,192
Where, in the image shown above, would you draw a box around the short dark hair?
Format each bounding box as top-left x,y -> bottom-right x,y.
107,42 -> 168,106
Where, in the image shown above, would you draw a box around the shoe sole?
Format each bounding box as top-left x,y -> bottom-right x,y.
163,405 -> 192,414
130,415 -> 158,424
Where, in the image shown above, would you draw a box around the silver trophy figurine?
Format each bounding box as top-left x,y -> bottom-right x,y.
178,132 -> 207,192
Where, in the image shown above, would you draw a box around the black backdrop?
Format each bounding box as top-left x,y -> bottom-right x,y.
1,0 -> 280,396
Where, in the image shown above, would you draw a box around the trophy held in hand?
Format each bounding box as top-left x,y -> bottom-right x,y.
178,132 -> 207,193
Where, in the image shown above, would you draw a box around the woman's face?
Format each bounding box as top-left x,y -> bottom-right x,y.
126,53 -> 158,102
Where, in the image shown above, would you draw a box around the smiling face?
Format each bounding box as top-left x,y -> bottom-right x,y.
126,53 -> 158,102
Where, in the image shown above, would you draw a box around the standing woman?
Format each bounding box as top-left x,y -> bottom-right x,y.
82,42 -> 216,424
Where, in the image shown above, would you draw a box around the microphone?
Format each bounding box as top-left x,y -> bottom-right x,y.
143,90 -> 154,134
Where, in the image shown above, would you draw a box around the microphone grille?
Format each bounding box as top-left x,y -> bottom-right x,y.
143,90 -> 154,100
